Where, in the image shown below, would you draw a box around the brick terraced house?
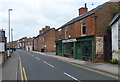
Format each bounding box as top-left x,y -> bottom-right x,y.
25,38 -> 34,51
34,26 -> 56,52
55,2 -> 119,62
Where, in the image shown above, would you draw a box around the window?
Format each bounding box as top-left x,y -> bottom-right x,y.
58,29 -> 61,39
82,22 -> 86,35
65,26 -> 69,39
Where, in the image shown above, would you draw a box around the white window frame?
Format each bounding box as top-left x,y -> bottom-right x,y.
81,21 -> 86,36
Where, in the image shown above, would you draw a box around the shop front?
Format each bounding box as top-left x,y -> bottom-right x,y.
55,35 -> 94,61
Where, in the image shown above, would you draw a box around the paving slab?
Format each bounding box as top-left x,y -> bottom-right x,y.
2,52 -> 19,80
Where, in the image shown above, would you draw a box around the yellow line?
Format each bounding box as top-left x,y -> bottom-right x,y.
19,55 -> 24,82
23,67 -> 28,82
71,63 -> 119,80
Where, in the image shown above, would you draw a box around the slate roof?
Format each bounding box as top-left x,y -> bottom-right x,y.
109,12 -> 120,26
34,29 -> 52,39
57,2 -> 107,30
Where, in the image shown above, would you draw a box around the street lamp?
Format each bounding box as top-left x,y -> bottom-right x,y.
11,28 -> 13,51
8,9 -> 13,57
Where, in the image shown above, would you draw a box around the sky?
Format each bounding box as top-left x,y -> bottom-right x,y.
0,0 -> 114,41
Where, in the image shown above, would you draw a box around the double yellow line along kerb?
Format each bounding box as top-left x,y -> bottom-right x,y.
19,55 -> 28,82
71,63 -> 120,80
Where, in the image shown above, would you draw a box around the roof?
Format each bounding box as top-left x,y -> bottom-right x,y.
57,2 -> 108,30
34,29 -> 52,39
109,12 -> 120,26
25,38 -> 33,42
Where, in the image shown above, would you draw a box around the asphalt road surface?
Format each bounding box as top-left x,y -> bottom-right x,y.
16,50 -> 119,82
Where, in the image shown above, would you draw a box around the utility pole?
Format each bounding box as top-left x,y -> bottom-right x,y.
8,9 -> 13,57
11,28 -> 13,52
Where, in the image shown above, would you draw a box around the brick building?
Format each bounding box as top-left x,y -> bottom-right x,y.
25,38 -> 34,51
55,2 -> 119,62
34,26 -> 56,52
18,37 -> 27,50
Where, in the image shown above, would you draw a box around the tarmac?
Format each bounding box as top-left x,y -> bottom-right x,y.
1,50 -> 119,81
2,51 -> 19,81
32,51 -> 120,77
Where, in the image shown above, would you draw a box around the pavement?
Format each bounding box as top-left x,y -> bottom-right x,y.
32,51 -> 120,76
2,51 -> 19,81
0,65 -> 2,82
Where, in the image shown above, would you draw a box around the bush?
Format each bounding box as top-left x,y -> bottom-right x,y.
110,58 -> 118,64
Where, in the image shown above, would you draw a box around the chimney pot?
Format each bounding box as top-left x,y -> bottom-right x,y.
85,3 -> 87,8
78,6 -> 88,15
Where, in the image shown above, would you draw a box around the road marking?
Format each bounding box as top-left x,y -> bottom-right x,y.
43,61 -> 54,68
64,72 -> 81,82
19,54 -> 28,82
23,67 -> 28,82
36,57 -> 41,60
71,63 -> 119,80
19,55 -> 24,82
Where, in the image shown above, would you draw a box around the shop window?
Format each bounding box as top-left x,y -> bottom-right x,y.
81,41 -> 92,58
63,43 -> 73,55
57,43 -> 62,54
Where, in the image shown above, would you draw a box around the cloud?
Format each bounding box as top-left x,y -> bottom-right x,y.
0,0 -> 110,41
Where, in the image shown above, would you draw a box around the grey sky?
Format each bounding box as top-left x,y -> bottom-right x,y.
0,0 -> 110,41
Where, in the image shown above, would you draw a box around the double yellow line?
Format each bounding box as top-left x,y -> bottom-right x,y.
71,63 -> 120,80
19,55 -> 28,82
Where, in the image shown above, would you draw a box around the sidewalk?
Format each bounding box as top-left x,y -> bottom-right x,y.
2,51 -> 19,80
32,51 -> 120,76
0,65 -> 2,82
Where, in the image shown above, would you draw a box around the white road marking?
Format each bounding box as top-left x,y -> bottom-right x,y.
36,57 -> 41,60
64,72 -> 81,82
43,61 -> 54,68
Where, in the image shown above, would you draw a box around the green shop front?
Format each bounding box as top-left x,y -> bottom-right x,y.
55,35 -> 94,61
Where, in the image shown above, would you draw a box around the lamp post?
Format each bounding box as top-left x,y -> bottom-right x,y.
8,9 -> 13,57
11,28 -> 13,52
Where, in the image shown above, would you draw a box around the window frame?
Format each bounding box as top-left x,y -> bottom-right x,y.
81,21 -> 86,36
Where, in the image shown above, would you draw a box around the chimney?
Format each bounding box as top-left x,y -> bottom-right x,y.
78,3 -> 88,15
41,28 -> 45,33
39,30 -> 42,34
45,26 -> 50,31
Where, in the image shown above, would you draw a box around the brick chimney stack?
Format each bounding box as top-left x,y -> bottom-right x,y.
79,3 -> 88,15
45,26 -> 50,31
39,30 -> 42,34
42,28 -> 45,33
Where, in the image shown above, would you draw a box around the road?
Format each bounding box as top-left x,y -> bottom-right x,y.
16,50 -> 118,82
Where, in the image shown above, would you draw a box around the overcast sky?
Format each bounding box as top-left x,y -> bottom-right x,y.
0,0 -> 112,41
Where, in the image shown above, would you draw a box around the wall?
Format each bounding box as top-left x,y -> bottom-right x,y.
95,37 -> 104,61
56,14 -> 95,40
95,2 -> 119,37
0,43 -> 5,52
112,20 -> 119,60
33,37 -> 39,51
45,28 -> 56,52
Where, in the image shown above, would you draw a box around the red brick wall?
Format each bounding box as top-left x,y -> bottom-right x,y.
44,28 -> 56,52
34,37 -> 39,51
79,7 -> 88,15
56,14 -> 95,40
95,2 -> 119,37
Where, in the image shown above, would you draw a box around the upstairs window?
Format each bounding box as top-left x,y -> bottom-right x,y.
58,29 -> 61,39
65,26 -> 69,39
82,22 -> 86,35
